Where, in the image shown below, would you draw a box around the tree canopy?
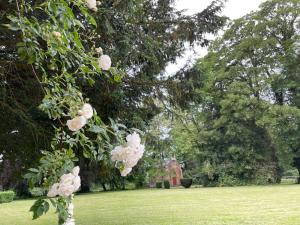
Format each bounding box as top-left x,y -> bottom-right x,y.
160,0 -> 300,186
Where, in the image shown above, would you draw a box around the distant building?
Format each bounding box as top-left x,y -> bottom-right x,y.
165,158 -> 183,186
149,158 -> 183,187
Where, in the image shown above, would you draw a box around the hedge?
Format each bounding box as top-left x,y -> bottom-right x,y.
163,180 -> 170,189
0,191 -> 15,203
155,182 -> 162,188
180,178 -> 193,188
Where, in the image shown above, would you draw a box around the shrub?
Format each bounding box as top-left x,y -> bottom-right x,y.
155,182 -> 162,188
180,178 -> 193,188
0,191 -> 15,204
219,174 -> 242,187
134,174 -> 146,189
163,180 -> 170,189
283,169 -> 298,177
198,173 -> 219,187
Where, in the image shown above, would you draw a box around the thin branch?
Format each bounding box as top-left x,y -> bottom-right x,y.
31,64 -> 46,95
15,0 -> 21,17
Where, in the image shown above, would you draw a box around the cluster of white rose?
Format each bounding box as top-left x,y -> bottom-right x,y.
47,166 -> 81,198
67,103 -> 93,132
111,132 -> 145,176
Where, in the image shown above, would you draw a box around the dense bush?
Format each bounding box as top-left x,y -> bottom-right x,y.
180,178 -> 193,188
218,174 -> 244,187
164,180 -> 170,189
156,182 -> 162,188
0,191 -> 15,203
283,169 -> 298,177
199,174 -> 219,187
134,174 -> 147,189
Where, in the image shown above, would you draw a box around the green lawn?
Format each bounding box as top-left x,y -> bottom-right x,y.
1,185 -> 300,225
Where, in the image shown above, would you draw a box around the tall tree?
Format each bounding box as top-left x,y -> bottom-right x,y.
178,0 -> 300,185
0,0 -> 226,190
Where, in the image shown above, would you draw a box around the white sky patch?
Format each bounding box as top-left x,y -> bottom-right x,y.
165,0 -> 266,75
160,127 -> 172,140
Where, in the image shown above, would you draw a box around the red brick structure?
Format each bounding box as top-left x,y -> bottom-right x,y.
149,158 -> 183,187
165,158 -> 183,186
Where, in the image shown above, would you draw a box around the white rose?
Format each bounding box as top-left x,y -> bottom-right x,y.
73,176 -> 81,192
67,116 -> 87,132
121,167 -> 132,177
78,103 -> 93,119
126,132 -> 141,147
95,47 -> 103,54
60,173 -> 74,186
58,183 -> 74,197
111,133 -> 145,177
98,55 -> 111,71
124,152 -> 140,168
58,173 -> 75,197
52,31 -> 61,39
111,146 -> 124,161
47,183 -> 59,198
134,144 -> 145,160
72,166 -> 80,176
86,0 -> 97,11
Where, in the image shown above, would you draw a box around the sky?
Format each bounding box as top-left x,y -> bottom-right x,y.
166,0 -> 266,75
176,0 -> 265,19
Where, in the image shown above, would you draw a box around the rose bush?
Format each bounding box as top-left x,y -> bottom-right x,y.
8,0 -> 144,224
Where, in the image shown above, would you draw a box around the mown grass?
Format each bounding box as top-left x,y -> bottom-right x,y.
1,184 -> 300,225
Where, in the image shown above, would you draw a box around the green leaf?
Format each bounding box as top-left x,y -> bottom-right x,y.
89,125 -> 105,134
30,199 -> 48,220
73,30 -> 84,49
28,168 -> 39,173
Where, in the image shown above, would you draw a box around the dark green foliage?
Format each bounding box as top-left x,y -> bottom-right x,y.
29,199 -> 50,220
79,184 -> 90,193
292,158 -> 300,183
218,174 -> 244,187
133,174 -> 147,189
0,191 -> 15,203
163,180 -> 170,189
199,174 -> 219,188
180,178 -> 192,188
155,182 -> 162,188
